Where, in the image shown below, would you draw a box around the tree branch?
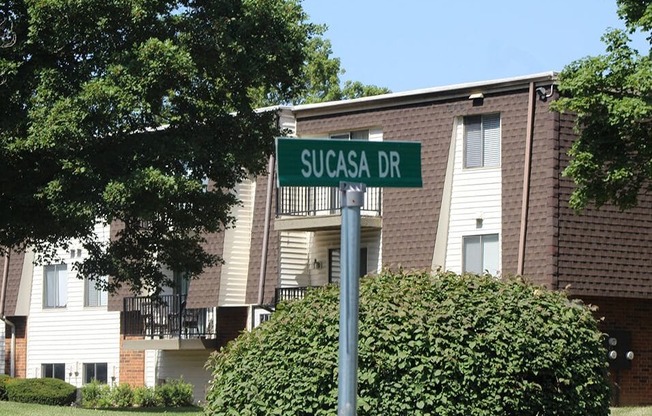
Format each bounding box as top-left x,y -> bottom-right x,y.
0,17 -> 16,48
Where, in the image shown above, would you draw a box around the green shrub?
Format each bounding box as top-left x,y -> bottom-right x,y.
156,378 -> 194,407
0,374 -> 12,401
134,385 -> 160,407
109,383 -> 134,408
79,380 -> 193,409
205,271 -> 611,415
6,378 -> 77,406
80,379 -> 110,408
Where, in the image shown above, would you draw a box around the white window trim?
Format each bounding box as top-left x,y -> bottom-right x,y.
85,276 -> 108,308
43,263 -> 67,309
463,113 -> 501,169
462,233 -> 500,275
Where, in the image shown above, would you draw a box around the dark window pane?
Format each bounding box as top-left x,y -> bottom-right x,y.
96,363 -> 108,383
53,364 -> 65,380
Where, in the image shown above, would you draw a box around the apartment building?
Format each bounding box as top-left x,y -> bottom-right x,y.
4,72 -> 652,405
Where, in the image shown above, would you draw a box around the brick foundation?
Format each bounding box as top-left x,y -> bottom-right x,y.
119,334 -> 145,386
580,296 -> 652,406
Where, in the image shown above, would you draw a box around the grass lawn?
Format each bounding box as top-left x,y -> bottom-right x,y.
0,402 -> 650,415
0,402 -> 204,416
612,408 -> 652,416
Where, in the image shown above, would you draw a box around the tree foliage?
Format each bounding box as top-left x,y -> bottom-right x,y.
0,1 -> 389,294
553,0 -> 652,210
205,271 -> 610,416
252,25 -> 390,106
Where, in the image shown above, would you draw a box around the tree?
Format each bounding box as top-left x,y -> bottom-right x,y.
251,25 -> 390,106
0,1 -> 390,295
0,0 -> 320,294
296,33 -> 391,103
205,271 -> 610,415
552,0 -> 652,211
0,13 -> 15,48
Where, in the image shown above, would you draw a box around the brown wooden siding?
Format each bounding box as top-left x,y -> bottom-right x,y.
245,170 -> 279,305
257,79 -> 652,301
2,251 -> 25,316
294,89 -> 557,281
557,114 -> 652,298
501,92 -> 559,287
186,231 -> 224,309
107,221 -> 133,312
108,222 -> 225,312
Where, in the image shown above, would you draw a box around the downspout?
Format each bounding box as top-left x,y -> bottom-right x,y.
517,82 -> 536,275
1,250 -> 15,377
257,155 -> 275,306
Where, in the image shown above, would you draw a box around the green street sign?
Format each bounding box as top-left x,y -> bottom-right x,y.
276,137 -> 422,187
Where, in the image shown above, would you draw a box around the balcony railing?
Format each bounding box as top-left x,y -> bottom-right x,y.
274,286 -> 309,306
123,294 -> 214,339
276,186 -> 381,216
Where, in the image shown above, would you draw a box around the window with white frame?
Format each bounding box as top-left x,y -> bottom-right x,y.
42,363 -> 65,380
328,247 -> 368,284
83,362 -> 108,384
463,234 -> 499,275
330,129 -> 369,141
85,276 -> 108,307
464,114 -> 500,168
43,264 -> 67,308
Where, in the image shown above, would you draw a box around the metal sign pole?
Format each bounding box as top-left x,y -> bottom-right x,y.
337,181 -> 365,416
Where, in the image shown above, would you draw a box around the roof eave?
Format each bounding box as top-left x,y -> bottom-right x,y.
291,71 -> 558,118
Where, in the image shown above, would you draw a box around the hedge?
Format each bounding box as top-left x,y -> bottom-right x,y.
6,377 -> 77,406
205,270 -> 611,415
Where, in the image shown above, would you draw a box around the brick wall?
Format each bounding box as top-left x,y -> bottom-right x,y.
581,296 -> 652,406
4,317 -> 26,378
119,334 -> 145,386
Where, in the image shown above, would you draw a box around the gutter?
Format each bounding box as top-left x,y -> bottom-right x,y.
517,82 -> 536,275
257,156 -> 276,306
1,250 -> 15,377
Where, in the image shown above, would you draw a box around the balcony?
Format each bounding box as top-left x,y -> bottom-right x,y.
274,286 -> 310,307
275,186 -> 382,231
122,294 -> 218,350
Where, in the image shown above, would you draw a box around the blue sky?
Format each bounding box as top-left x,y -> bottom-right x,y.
302,0 -> 646,93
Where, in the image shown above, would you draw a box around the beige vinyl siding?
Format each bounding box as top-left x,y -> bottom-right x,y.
156,350 -> 213,403
445,119 -> 502,275
219,179 -> 256,306
279,231 -> 310,287
25,223 -> 121,386
144,350 -> 158,388
368,127 -> 383,142
310,229 -> 381,287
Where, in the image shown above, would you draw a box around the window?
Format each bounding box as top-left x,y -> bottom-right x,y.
464,114 -> 500,168
83,363 -> 108,384
85,276 -> 108,307
43,264 -> 67,308
463,234 -> 499,275
329,247 -> 368,284
173,270 -> 190,297
330,129 -> 369,141
42,363 -> 65,380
